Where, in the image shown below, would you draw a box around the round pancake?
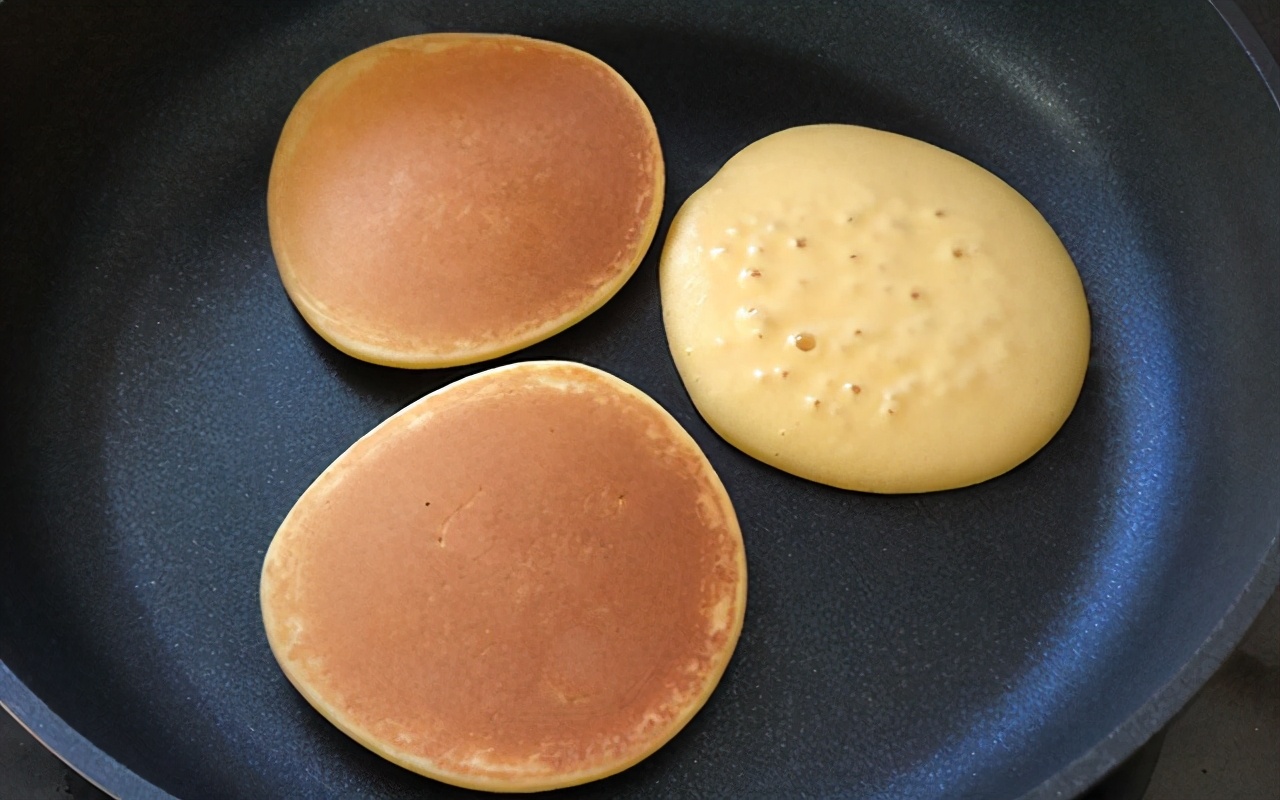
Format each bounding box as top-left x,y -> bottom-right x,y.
260,362 -> 746,791
267,35 -> 664,368
661,124 -> 1091,493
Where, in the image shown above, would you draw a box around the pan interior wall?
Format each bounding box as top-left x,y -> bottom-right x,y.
1,2 -> 1277,798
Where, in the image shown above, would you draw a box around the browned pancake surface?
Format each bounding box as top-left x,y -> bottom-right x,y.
261,362 -> 745,790
268,35 -> 663,366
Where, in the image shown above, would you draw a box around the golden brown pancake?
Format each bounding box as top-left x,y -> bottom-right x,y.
260,362 -> 746,791
267,35 -> 665,368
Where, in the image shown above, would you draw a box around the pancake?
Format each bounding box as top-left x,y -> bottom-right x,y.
260,361 -> 746,791
267,35 -> 664,368
660,124 -> 1091,493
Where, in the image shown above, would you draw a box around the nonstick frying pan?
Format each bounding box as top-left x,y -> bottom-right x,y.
2,1 -> 1278,798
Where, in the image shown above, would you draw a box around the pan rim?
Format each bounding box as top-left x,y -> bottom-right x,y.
1010,3 -> 1280,793
1020,540 -> 1279,799
2,541 -> 1275,800
0,663 -> 163,800
1,1 -> 1277,798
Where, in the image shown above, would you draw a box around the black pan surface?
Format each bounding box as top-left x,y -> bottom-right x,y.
2,1 -> 1278,798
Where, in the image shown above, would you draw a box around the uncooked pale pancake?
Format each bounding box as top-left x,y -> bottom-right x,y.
661,125 -> 1091,493
260,362 -> 746,791
268,35 -> 664,368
